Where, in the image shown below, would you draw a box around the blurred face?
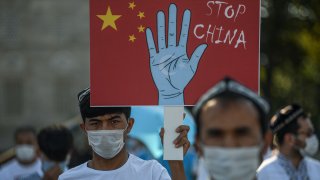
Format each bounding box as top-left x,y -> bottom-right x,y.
15,131 -> 38,164
197,98 -> 265,180
285,117 -> 316,151
199,98 -> 262,147
80,113 -> 135,160
296,117 -> 314,147
16,131 -> 37,146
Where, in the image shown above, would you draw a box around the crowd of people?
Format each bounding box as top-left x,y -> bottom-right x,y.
0,77 -> 319,180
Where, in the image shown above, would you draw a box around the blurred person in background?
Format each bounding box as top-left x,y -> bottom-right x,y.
257,104 -> 320,179
59,88 -> 190,180
192,77 -> 270,180
0,126 -> 41,179
38,125 -> 73,179
126,136 -> 154,160
34,124 -> 73,180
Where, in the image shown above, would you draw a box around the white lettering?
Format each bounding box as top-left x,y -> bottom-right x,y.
193,24 -> 247,49
194,24 -> 205,39
224,5 -> 235,19
215,26 -> 224,44
206,25 -> 216,43
205,1 -> 246,21
235,30 -> 246,49
206,1 -> 215,16
223,29 -> 238,44
235,4 -> 246,21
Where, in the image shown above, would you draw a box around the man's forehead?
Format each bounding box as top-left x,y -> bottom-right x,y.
16,131 -> 36,137
16,132 -> 36,140
86,113 -> 125,120
201,98 -> 258,115
200,98 -> 259,127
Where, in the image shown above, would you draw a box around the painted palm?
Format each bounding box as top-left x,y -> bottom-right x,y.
146,4 -> 207,105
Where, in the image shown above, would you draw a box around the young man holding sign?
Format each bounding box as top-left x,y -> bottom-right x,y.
58,89 -> 190,180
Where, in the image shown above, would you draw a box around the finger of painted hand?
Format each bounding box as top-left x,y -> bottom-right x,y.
178,9 -> 191,48
189,44 -> 207,72
174,129 -> 188,144
157,11 -> 166,51
175,137 -> 189,148
176,125 -> 190,133
168,4 -> 177,47
146,28 -> 157,59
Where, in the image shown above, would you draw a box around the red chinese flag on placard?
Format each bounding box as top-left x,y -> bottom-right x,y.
90,0 -> 260,106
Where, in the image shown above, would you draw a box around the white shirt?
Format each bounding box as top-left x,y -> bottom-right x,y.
0,158 -> 42,180
59,154 -> 171,180
196,158 -> 210,180
257,155 -> 320,180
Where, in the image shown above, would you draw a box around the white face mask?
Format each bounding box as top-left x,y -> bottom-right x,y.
16,144 -> 36,162
299,134 -> 319,156
87,126 -> 127,159
203,146 -> 260,180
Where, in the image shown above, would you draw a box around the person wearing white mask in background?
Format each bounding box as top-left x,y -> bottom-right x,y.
192,77 -> 270,180
257,104 -> 320,180
0,126 -> 42,179
59,88 -> 191,180
21,125 -> 74,180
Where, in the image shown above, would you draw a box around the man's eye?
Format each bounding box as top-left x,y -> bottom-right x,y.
90,122 -> 98,126
235,128 -> 251,137
208,130 -> 223,137
112,120 -> 120,124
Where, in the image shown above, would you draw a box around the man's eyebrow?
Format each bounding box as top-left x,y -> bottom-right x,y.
234,126 -> 251,134
108,115 -> 122,120
207,128 -> 223,135
87,119 -> 101,122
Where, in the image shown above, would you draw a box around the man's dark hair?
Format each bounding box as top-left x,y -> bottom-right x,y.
194,92 -> 268,137
38,125 -> 73,162
270,104 -> 308,146
77,88 -> 131,122
14,126 -> 37,141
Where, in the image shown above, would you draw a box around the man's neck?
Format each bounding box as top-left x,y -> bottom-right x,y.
89,148 -> 129,171
279,147 -> 303,169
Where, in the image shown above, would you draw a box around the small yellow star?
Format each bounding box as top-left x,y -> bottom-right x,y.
97,6 -> 122,31
137,11 -> 145,19
129,34 -> 136,42
137,25 -> 145,33
128,2 -> 136,10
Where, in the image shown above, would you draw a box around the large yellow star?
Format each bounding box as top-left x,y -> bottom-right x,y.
128,2 -> 136,10
137,11 -> 145,19
97,6 -> 121,31
129,34 -> 136,42
137,25 -> 145,33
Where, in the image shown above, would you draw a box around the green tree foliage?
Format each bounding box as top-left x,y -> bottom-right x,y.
261,0 -> 320,128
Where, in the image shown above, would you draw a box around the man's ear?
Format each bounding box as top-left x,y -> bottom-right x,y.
126,118 -> 135,134
261,130 -> 273,156
195,136 -> 203,157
